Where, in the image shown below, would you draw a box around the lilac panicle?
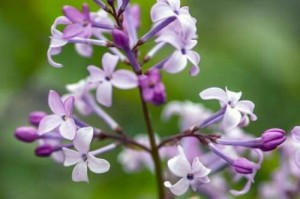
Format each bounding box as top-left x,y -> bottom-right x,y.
15,126 -> 38,143
29,111 -> 47,126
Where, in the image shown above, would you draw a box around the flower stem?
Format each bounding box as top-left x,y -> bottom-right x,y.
138,87 -> 165,199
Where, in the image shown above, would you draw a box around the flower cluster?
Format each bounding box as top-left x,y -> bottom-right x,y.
15,0 -> 297,198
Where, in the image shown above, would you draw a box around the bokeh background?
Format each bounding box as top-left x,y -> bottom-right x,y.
1,0 -> 300,198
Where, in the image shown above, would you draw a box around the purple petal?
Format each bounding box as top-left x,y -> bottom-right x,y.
38,115 -> 63,135
87,154 -> 110,173
82,4 -> 90,21
96,81 -> 113,107
102,53 -> 119,75
291,126 -> 300,143
64,96 -> 75,117
222,107 -> 242,132
111,70 -> 138,89
72,162 -> 88,182
48,90 -> 66,115
199,87 -> 227,102
142,88 -> 154,101
63,24 -> 84,39
163,51 -> 187,74
63,148 -> 82,166
73,127 -> 93,154
75,43 -> 93,57
63,6 -> 85,23
59,118 -> 76,140
295,149 -> 300,168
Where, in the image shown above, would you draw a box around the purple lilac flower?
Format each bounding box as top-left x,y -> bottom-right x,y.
88,53 -> 138,107
38,90 -> 77,140
139,69 -> 166,106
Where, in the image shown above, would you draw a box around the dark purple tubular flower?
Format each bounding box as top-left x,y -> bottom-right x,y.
28,111 -> 47,126
139,69 -> 166,106
260,128 -> 286,151
15,126 -> 38,143
63,4 -> 91,39
35,145 -> 53,157
233,158 -> 257,174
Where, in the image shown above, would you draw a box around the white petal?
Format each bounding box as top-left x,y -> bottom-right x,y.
47,47 -> 63,68
295,149 -> 300,169
199,87 -> 227,103
191,176 -> 210,191
74,127 -> 93,154
96,81 -> 113,107
235,100 -> 257,121
168,146 -> 191,177
163,51 -> 187,74
155,32 -> 181,50
38,115 -> 63,135
191,157 -> 211,177
87,65 -> 105,83
222,107 -> 242,132
72,162 -> 89,182
63,148 -> 82,166
225,87 -> 242,105
59,118 -> 76,140
111,70 -> 138,89
164,178 -> 190,196
292,126 -> 300,143
75,43 -> 93,57
186,50 -> 200,76
230,177 -> 252,196
162,101 -> 182,121
87,154 -> 110,173
102,53 -> 119,75
151,2 -> 175,22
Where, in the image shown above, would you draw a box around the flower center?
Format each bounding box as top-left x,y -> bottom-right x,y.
81,154 -> 88,161
187,174 -> 194,180
181,48 -> 186,55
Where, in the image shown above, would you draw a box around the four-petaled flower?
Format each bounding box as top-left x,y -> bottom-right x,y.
164,145 -> 211,196
200,87 -> 257,132
88,53 -> 138,107
38,90 -> 77,140
63,127 -> 110,182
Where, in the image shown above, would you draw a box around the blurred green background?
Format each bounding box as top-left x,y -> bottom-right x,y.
0,0 -> 300,198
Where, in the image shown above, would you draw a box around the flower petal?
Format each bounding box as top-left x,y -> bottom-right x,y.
63,23 -> 84,39
295,149 -> 300,169
102,53 -> 119,75
168,146 -> 191,177
111,70 -> 138,89
38,115 -> 63,135
291,126 -> 300,144
63,147 -> 82,166
59,118 -> 76,140
186,50 -> 200,76
164,178 -> 190,196
96,81 -> 113,107
75,43 -> 93,57
48,90 -> 66,115
151,2 -> 175,22
163,51 -> 187,74
191,157 -> 211,177
222,107 -> 242,132
47,47 -> 63,68
72,162 -> 89,182
87,65 -> 105,82
199,87 -> 227,103
64,96 -> 75,117
73,127 -> 93,154
63,6 -> 85,23
87,154 -> 110,173
235,100 -> 257,121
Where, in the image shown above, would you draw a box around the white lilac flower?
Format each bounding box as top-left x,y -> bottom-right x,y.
164,145 -> 211,196
200,87 -> 257,132
88,53 -> 138,107
63,127 -> 110,182
38,90 -> 77,140
156,29 -> 200,76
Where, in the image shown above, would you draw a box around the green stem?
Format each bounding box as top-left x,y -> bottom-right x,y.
138,87 -> 165,199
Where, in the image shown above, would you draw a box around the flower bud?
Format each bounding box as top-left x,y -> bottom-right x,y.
29,111 -> 47,126
260,128 -> 286,151
35,145 -> 53,157
112,29 -> 129,49
233,158 -> 256,174
15,126 -> 38,143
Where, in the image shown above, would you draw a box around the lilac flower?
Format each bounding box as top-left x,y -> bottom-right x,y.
156,29 -> 200,75
88,53 -> 138,107
139,69 -> 166,106
63,127 -> 110,182
62,4 -> 92,39
38,90 -> 76,140
164,145 -> 211,196
200,87 -> 257,132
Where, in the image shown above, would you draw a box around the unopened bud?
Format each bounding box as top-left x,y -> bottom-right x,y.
35,145 -> 53,157
112,29 -> 129,49
29,111 -> 47,126
15,126 -> 38,143
233,158 -> 256,174
260,128 -> 286,151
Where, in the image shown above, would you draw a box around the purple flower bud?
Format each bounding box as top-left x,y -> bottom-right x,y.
139,69 -> 166,106
28,111 -> 47,126
112,29 -> 129,49
260,128 -> 286,151
15,126 -> 38,143
35,145 -> 53,157
233,158 -> 256,174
